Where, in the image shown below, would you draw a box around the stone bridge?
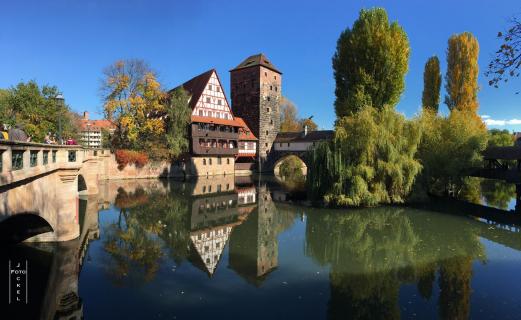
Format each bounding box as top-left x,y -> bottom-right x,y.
263,130 -> 334,174
0,141 -> 111,242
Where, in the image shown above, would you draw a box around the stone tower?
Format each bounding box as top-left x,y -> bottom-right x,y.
230,54 -> 282,168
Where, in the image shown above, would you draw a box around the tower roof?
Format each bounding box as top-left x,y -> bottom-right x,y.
230,53 -> 282,74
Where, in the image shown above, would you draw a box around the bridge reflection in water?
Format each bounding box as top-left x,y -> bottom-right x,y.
4,176 -> 521,319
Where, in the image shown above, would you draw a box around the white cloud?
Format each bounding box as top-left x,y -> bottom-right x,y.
480,115 -> 491,119
483,118 -> 521,126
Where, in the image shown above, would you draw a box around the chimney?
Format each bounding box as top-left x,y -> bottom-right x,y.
304,125 -> 308,136
83,111 -> 89,120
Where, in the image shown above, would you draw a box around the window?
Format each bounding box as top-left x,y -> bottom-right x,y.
270,119 -> 273,125
208,185 -> 212,192
226,183 -> 230,190
275,86 -> 278,92
43,151 -> 49,165
206,97 -> 211,103
267,97 -> 271,101
266,130 -> 269,136
217,157 -> 222,165
52,150 -> 57,163
12,150 -> 24,170
264,72 -> 267,77
199,109 -> 203,116
274,75 -> 277,80
203,186 -> 206,193
227,158 -> 230,164
30,150 -> 38,167
280,143 -> 283,147
68,151 -> 76,162
0,151 -> 3,172
270,85 -> 273,90
208,84 -> 212,90
217,99 -> 222,105
265,143 -> 268,147
203,159 -> 206,165
287,143 -> 290,147
217,184 -> 221,192
267,107 -> 270,113
209,158 -> 212,165
216,87 -> 220,92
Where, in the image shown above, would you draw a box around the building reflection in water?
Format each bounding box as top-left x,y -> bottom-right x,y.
7,175 -> 521,319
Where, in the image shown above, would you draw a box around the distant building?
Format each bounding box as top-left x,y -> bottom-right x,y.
78,112 -> 115,148
515,132 -> 521,147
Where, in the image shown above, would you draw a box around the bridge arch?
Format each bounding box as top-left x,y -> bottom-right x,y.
78,174 -> 88,194
273,154 -> 308,177
0,212 -> 54,244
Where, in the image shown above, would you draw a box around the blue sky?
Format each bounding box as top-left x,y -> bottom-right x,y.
1,0 -> 520,131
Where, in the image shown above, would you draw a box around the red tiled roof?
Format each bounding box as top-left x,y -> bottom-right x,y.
79,119 -> 115,131
235,117 -> 258,141
191,115 -> 242,127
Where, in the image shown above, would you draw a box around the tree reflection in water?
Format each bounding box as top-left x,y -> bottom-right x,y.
305,207 -> 484,320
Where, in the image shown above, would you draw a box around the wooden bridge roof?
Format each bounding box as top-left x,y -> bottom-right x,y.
483,146 -> 521,160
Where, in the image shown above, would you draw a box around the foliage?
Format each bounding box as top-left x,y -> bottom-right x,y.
414,110 -> 487,198
307,106 -> 422,207
0,81 -> 79,142
165,88 -> 191,158
299,117 -> 318,131
101,59 -> 167,151
279,97 -> 318,132
278,155 -> 305,179
422,56 -> 442,113
486,15 -> 521,92
481,179 -> 516,210
333,7 -> 410,117
115,149 -> 149,169
101,128 -> 113,149
444,32 -> 480,114
487,128 -> 514,147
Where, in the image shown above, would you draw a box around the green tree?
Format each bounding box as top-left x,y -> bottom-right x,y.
422,56 -> 442,112
1,81 -> 79,142
414,110 -> 487,198
445,32 -> 480,115
307,106 -> 422,207
333,7 -> 410,117
165,88 -> 191,159
487,128 -> 514,147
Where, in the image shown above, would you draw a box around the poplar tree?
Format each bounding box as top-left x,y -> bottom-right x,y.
333,7 -> 410,117
444,32 -> 480,114
422,56 -> 442,113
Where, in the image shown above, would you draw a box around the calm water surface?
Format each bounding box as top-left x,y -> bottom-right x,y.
4,176 -> 521,319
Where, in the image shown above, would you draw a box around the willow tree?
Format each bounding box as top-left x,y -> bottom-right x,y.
422,56 -> 442,112
333,7 -> 410,117
444,32 -> 480,114
307,106 -> 422,207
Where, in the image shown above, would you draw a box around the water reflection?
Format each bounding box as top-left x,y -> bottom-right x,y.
305,207 -> 484,319
4,176 -> 521,319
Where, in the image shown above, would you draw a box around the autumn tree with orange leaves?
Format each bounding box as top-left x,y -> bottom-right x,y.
101,59 -> 190,159
444,32 -> 480,115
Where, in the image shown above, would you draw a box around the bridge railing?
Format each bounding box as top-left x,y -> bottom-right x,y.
0,141 -> 108,187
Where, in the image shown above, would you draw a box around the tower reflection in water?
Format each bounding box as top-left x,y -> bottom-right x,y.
6,174 -> 518,319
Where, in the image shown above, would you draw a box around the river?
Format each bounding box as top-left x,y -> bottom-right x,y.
3,176 -> 521,319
